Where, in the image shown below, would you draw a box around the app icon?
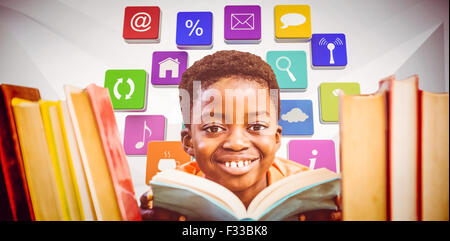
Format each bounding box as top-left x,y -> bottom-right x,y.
104,69 -> 148,111
274,5 -> 311,41
311,34 -> 347,67
319,82 -> 360,122
280,100 -> 314,135
123,115 -> 165,155
176,12 -> 213,49
123,6 -> 161,43
267,51 -> 308,90
151,51 -> 188,85
289,140 -> 337,172
224,5 -> 261,43
146,141 -> 191,184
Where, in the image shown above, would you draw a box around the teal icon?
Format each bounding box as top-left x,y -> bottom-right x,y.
267,51 -> 308,90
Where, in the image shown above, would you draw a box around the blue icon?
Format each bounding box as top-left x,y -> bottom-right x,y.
267,51 -> 308,90
176,12 -> 213,48
279,100 -> 314,135
311,33 -> 347,67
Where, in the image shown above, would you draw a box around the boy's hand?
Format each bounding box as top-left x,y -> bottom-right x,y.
140,189 -> 187,221
298,196 -> 342,221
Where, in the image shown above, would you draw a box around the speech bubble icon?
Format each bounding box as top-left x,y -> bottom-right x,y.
332,88 -> 344,97
280,13 -> 306,29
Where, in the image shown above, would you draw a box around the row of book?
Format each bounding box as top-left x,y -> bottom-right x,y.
0,84 -> 141,221
340,75 -> 449,221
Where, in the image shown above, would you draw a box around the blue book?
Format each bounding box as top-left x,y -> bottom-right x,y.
150,168 -> 340,221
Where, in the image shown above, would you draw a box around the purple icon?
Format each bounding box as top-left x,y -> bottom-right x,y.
224,5 -> 261,43
288,140 -> 337,172
311,33 -> 347,67
124,115 -> 165,155
151,51 -> 188,85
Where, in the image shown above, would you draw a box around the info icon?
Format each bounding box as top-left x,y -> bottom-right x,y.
288,140 -> 337,172
123,6 -> 161,43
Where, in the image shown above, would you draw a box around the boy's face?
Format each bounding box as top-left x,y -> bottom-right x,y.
182,77 -> 282,192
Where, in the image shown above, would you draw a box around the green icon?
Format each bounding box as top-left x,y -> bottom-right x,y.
104,69 -> 148,111
319,82 -> 360,122
267,51 -> 307,90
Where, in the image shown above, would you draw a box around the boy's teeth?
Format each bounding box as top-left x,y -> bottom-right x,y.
224,160 -> 253,168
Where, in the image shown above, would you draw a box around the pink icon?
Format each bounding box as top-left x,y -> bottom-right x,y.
124,115 -> 165,155
288,140 -> 336,172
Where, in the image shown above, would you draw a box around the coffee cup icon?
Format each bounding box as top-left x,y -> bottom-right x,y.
157,158 -> 180,171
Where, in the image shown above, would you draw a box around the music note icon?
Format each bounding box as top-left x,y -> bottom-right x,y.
135,120 -> 152,149
124,115 -> 165,155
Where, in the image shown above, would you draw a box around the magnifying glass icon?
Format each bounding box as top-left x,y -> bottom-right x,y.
276,56 -> 296,82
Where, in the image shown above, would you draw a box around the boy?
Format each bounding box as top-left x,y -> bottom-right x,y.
140,50 -> 340,221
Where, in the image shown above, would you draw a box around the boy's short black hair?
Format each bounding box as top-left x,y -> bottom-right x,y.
179,50 -> 280,124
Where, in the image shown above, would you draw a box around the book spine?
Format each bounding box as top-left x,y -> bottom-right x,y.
86,84 -> 141,221
12,98 -> 64,220
39,101 -> 71,221
0,85 -> 38,221
386,81 -> 392,221
417,89 -> 423,221
56,102 -> 85,221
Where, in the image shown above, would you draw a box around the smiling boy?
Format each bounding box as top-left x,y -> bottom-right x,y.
140,50 -> 340,221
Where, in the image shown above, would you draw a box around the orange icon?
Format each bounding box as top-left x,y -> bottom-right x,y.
145,141 -> 191,185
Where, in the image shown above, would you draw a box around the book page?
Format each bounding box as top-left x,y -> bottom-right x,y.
152,182 -> 240,221
151,169 -> 247,218
248,168 -> 339,219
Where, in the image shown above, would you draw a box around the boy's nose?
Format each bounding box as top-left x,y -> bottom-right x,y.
222,127 -> 250,151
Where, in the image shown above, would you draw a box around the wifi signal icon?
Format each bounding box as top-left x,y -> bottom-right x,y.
311,34 -> 347,67
318,37 -> 344,64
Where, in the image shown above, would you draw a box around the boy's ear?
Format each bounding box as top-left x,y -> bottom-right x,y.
275,125 -> 282,147
181,127 -> 195,157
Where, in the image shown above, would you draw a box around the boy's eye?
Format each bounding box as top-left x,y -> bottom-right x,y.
205,125 -> 226,133
248,124 -> 267,132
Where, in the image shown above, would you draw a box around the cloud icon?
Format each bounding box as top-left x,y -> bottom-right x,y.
281,107 -> 309,123
280,13 -> 306,29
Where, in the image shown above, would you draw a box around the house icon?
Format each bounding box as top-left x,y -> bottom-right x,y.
158,57 -> 180,78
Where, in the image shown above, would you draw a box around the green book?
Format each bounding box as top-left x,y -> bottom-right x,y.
320,82 -> 360,122
150,168 -> 340,221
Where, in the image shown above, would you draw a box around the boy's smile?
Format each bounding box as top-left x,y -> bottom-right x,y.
214,154 -> 260,176
181,76 -> 281,207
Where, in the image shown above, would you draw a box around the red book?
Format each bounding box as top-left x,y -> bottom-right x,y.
0,84 -> 40,221
86,84 -> 141,221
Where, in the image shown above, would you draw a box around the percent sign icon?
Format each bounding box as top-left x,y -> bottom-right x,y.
185,19 -> 203,36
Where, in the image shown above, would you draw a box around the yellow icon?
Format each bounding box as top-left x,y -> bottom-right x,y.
274,5 -> 311,40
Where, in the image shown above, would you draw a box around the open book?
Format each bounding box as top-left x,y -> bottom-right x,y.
150,168 -> 340,221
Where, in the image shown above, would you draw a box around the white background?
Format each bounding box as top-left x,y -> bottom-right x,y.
0,0 -> 448,201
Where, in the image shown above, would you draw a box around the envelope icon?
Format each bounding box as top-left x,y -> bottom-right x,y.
231,13 -> 255,30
